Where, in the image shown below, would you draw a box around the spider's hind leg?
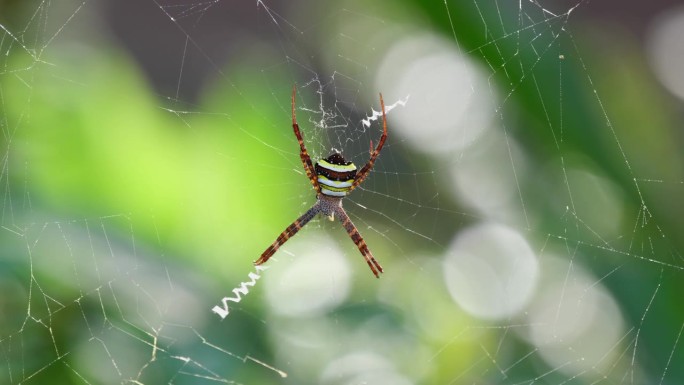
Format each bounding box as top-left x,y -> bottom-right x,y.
335,207 -> 383,278
255,204 -> 320,266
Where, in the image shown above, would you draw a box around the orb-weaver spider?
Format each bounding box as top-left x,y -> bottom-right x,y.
254,86 -> 387,278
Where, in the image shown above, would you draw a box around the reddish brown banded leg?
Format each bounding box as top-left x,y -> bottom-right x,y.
351,93 -> 388,191
291,85 -> 320,193
337,209 -> 383,278
254,205 -> 319,265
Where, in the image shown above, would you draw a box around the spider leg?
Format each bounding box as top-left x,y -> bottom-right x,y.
350,93 -> 388,191
291,85 -> 321,194
335,206 -> 383,278
254,203 -> 320,266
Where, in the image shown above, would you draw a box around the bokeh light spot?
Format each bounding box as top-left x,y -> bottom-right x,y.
376,33 -> 494,155
523,255 -> 626,379
264,233 -> 352,317
647,5 -> 684,102
443,222 -> 538,320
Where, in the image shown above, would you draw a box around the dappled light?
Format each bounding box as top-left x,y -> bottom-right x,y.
2,0 -> 684,384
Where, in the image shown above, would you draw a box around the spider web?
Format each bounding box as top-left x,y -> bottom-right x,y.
2,0 -> 684,384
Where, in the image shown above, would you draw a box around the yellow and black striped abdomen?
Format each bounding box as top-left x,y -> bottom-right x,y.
315,153 -> 356,197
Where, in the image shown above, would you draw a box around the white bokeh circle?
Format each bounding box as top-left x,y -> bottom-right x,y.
264,234 -> 352,317
647,5 -> 684,102
522,255 -> 626,379
375,33 -> 494,155
443,222 -> 539,320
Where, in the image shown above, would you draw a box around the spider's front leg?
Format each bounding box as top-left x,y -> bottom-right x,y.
291,85 -> 320,194
350,93 -> 388,191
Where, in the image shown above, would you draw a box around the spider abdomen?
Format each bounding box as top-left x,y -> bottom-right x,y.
315,153 -> 356,197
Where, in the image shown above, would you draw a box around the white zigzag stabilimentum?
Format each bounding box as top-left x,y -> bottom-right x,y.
212,265 -> 268,319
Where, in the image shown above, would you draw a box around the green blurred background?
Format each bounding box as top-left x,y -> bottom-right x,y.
2,0 -> 684,384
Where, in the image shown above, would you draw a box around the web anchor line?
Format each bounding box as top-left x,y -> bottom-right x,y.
212,265 -> 268,319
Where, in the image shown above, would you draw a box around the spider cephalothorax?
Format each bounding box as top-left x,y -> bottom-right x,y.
254,86 -> 387,278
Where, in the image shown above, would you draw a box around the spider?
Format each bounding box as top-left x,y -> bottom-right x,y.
254,86 -> 387,278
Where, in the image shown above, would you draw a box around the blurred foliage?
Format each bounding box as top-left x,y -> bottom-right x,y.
413,0 -> 684,382
3,43 -> 305,275
414,0 -> 684,381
